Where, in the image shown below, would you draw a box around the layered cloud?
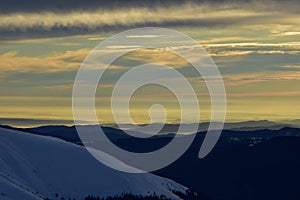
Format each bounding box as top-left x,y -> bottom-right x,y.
1,0 -> 300,39
1,0 -> 299,123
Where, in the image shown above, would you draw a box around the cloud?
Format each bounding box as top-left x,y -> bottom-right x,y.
205,42 -> 300,57
107,45 -> 142,49
281,65 -> 300,69
87,37 -> 106,41
55,42 -> 81,47
45,84 -> 74,90
275,32 -> 300,36
1,41 -> 299,79
0,49 -> 90,74
0,48 -> 133,78
223,71 -> 300,86
227,91 -> 300,97
1,1 -> 300,39
192,69 -> 300,87
126,35 -> 166,38
115,49 -> 194,69
1,0 -> 300,13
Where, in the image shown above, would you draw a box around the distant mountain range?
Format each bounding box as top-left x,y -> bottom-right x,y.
112,120 -> 299,134
1,120 -> 299,146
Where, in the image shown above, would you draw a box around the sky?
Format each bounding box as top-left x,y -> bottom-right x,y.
0,0 -> 300,126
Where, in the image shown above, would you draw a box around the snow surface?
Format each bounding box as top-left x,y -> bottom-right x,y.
0,128 -> 187,200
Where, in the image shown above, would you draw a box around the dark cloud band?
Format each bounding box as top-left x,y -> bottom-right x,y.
1,0 -> 299,40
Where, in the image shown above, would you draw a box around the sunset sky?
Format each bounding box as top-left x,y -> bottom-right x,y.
1,0 -> 299,126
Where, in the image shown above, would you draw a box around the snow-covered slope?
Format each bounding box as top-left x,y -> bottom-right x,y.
0,128 -> 187,200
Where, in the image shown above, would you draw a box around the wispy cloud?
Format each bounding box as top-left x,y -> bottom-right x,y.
275,32 -> 300,36
87,37 -> 106,41
227,91 -> 300,97
55,42 -> 81,47
205,42 -> 300,57
0,49 -> 90,74
223,72 -> 300,86
1,1 -> 300,39
192,70 -> 300,87
0,48 -> 133,78
281,65 -> 300,69
126,35 -> 165,38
